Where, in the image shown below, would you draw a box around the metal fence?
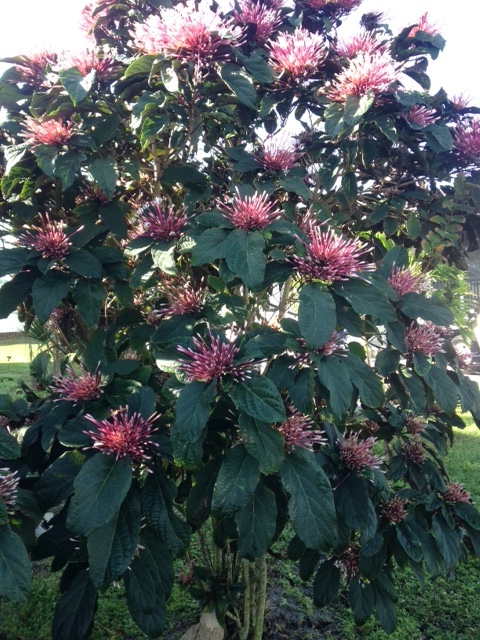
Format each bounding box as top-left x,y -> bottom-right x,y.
469,279 -> 480,305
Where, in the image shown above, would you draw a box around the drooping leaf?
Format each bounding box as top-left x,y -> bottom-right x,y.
52,570 -> 97,640
173,381 -> 217,445
334,280 -> 397,323
424,365 -> 458,413
221,63 -> 257,109
0,526 -> 31,602
298,283 -> 336,349
32,272 -> 74,324
399,292 -> 454,326
60,68 -> 95,106
288,367 -> 315,414
54,150 -> 86,190
212,445 -> 260,518
238,414 -> 284,474
35,451 -> 85,511
343,354 -> 384,408
225,229 -> 265,288
63,249 -> 105,278
186,459 -> 222,530
0,270 -> 37,319
67,453 -> 132,537
0,428 -> 20,460
280,448 -> 337,551
0,248 -> 30,278
72,279 -> 107,328
230,374 -> 286,423
335,473 -> 371,530
235,483 -> 277,561
349,579 -> 374,626
344,92 -> 375,126
313,559 -> 341,607
87,157 -> 118,199
191,228 -> 229,265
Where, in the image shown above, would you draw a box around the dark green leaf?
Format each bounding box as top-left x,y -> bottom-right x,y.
64,249 -> 105,278
375,115 -> 398,143
236,50 -> 273,84
317,357 -> 353,417
32,272 -> 74,324
236,483 -> 276,561
313,560 -> 341,607
54,150 -> 86,190
344,93 -> 374,126
0,428 -> 20,460
230,374 -> 286,423
238,414 -> 284,474
425,123 -> 453,151
151,244 -> 177,275
342,171 -> 358,203
142,468 -> 190,557
67,454 -> 132,537
424,365 -> 458,413
52,570 -> 97,640
0,271 -> 37,319
212,445 -> 260,518
88,490 -> 141,588
191,228 -> 229,265
186,459 -> 222,530
432,513 -> 460,569
396,522 -> 423,563
221,63 -> 257,109
288,367 -> 315,414
0,526 -> 31,602
100,201 -> 129,239
60,68 -> 94,106
349,579 -> 374,625
161,164 -> 207,190
279,175 -> 311,200
324,103 -> 346,137
173,381 -> 216,445
344,354 -> 384,408
0,248 -> 30,278
399,293 -> 454,326
72,279 -> 106,328
281,448 -> 337,551
373,581 -> 397,634
335,474 -> 371,529
375,349 -> 400,376
124,54 -> 157,77
87,158 -> 118,199
298,283 -> 336,349
35,451 -> 85,510
334,280 -> 397,322
225,229 -> 265,288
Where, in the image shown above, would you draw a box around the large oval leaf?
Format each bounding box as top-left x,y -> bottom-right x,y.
298,283 -> 336,349
230,374 -> 286,423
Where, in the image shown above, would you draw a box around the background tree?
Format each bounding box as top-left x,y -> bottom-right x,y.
1,1 -> 480,638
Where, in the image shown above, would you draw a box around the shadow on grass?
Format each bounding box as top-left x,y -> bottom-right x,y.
0,362 -> 31,396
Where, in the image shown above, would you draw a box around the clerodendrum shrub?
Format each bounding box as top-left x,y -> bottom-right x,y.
1,1 -> 480,638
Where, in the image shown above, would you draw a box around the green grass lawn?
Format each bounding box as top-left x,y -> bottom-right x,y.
1,342 -> 480,639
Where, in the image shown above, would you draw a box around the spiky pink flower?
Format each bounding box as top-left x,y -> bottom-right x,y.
217,189 -> 281,231
133,200 -> 189,241
16,214 -> 74,261
338,432 -> 382,472
327,52 -> 399,102
267,28 -> 327,80
336,545 -> 360,581
278,408 -> 326,453
408,12 -> 440,38
302,0 -> 362,14
405,105 -> 439,128
58,50 -> 117,80
451,94 -> 471,110
0,469 -> 19,509
177,331 -> 252,382
403,440 -> 425,464
256,138 -> 301,172
443,482 -> 472,504
291,223 -> 371,283
388,266 -> 428,298
405,415 -> 426,435
381,496 -> 408,525
83,406 -> 158,463
453,345 -> 477,371
454,120 -> 480,163
51,365 -> 103,403
132,0 -> 243,62
21,116 -> 76,147
404,322 -> 445,356
293,331 -> 348,367
233,0 -> 282,43
336,31 -> 384,59
14,49 -> 57,85
155,277 -> 205,318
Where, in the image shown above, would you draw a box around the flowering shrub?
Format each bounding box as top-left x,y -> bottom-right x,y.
1,1 -> 480,639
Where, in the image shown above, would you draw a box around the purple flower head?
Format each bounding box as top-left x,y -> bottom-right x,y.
388,265 -> 428,298
0,469 -> 19,510
443,482 -> 472,504
233,0 -> 282,43
405,105 -> 439,128
51,365 -> 103,403
336,545 -> 360,581
15,49 -> 57,86
154,277 -> 205,318
278,407 -> 326,453
404,322 -> 445,356
267,28 -> 327,80
405,414 -> 427,435
293,331 -> 348,367
21,116 -> 76,147
336,31 -> 385,59
256,138 -> 301,172
58,50 -> 117,80
217,189 -> 281,231
16,213 -> 76,261
454,120 -> 480,163
403,440 -> 425,464
83,406 -> 158,463
133,200 -> 189,241
327,52 -> 399,103
338,432 -> 382,472
177,331 -> 253,382
381,496 -> 408,525
291,222 -> 372,283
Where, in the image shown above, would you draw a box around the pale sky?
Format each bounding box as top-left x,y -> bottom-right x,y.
0,0 -> 479,102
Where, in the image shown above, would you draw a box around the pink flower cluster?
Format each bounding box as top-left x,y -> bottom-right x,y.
303,0 -> 362,15
381,496 -> 408,525
405,105 -> 439,128
443,482 -> 472,504
388,266 -> 428,298
15,50 -> 57,85
336,31 -> 384,59
217,189 -> 281,231
177,331 -> 252,382
0,469 -> 19,510
16,214 -> 74,261
21,116 -> 76,147
83,406 -> 158,463
51,365 -> 103,403
233,0 -> 282,43
133,200 -> 189,241
154,277 -> 205,318
408,13 -> 439,38
336,545 -> 360,581
58,50 -> 117,79
278,408 -> 326,453
404,322 -> 445,356
256,139 -> 300,172
267,28 -> 327,80
405,415 -> 427,435
327,52 -> 399,103
293,331 -> 348,367
403,440 -> 425,464
338,432 -> 382,472
454,120 -> 480,163
291,223 -> 371,283
132,0 -> 243,62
